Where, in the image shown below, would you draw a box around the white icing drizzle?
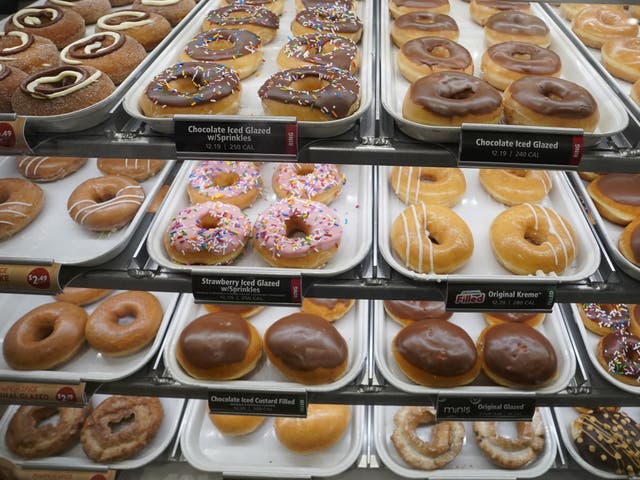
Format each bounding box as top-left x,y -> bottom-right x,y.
403,167 -> 412,204
0,32 -> 30,60
538,171 -> 551,193
400,209 -> 411,269
68,185 -> 143,225
422,202 -> 434,273
523,202 -> 573,269
0,201 -> 32,222
0,209 -> 27,217
2,201 -> 31,207
49,0 -> 78,6
125,158 -> 150,171
0,221 -> 15,225
18,156 -> 49,176
539,206 -> 568,268
60,32 -> 122,65
12,8 -> 59,29
524,202 -> 538,231
410,203 -> 423,273
26,69 -> 102,99
141,0 -> 180,5
96,11 -> 154,30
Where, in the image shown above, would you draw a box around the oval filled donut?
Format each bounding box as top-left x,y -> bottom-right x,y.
0,178 -> 44,240
45,0 -> 111,25
0,31 -> 60,75
208,414 -> 266,436
95,10 -> 171,51
587,174 -> 640,225
5,7 -> 86,50
203,303 -> 265,319
383,300 -> 452,325
300,298 -> 355,322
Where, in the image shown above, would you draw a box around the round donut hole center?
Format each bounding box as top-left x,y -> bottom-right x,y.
496,422 -> 519,439
443,85 -> 476,100
295,163 -> 315,175
208,39 -> 234,51
428,45 -> 451,59
290,77 -> 330,92
415,422 -> 438,443
34,407 -> 61,429
601,11 -> 622,25
419,173 -> 438,183
35,323 -> 55,341
96,186 -> 119,203
512,52 -> 532,61
285,216 -> 310,239
110,412 -> 135,434
198,213 -> 221,230
212,172 -> 240,188
319,42 -> 339,55
227,11 -> 251,19
524,228 -> 545,246
169,78 -> 202,94
424,228 -> 440,245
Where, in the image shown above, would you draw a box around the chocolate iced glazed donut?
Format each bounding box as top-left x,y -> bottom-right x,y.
277,34 -> 359,73
5,7 -> 86,50
391,12 -> 459,46
292,7 -> 363,42
398,37 -> 472,82
0,64 -> 27,112
383,300 -> 452,325
482,312 -> 546,327
597,332 -> 640,385
203,6 -> 279,44
0,32 -> 59,75
485,12 -> 550,46
132,0 -> 196,26
389,0 -> 451,18
470,0 -> 531,26
222,0 -> 284,16
45,0 -> 111,24
96,11 -> 171,51
587,174 -> 640,225
620,219 -> 640,268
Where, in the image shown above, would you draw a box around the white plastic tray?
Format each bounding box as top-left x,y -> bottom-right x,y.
374,406 -> 557,479
0,290 -> 179,383
164,294 -> 367,392
147,161 -> 372,276
380,0 -> 629,144
123,0 -> 372,137
0,157 -> 174,265
378,168 -> 601,282
374,301 -> 576,395
180,400 -> 363,477
0,394 -> 185,470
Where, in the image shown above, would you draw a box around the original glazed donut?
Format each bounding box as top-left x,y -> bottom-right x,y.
597,331 -> 640,385
484,11 -> 550,47
203,6 -> 279,45
578,303 -> 630,336
403,72 -> 503,126
275,404 -> 351,453
17,156 -> 86,182
560,3 -> 624,21
296,0 -> 356,12
300,298 -> 355,322
383,300 -> 452,325
572,7 -> 638,49
587,174 -> 640,225
479,169 -> 552,205
0,178 -> 44,240
391,12 -> 459,46
253,197 -> 343,268
3,301 -> 87,370
482,311 -> 546,327
186,161 -> 262,209
45,0 -> 111,24
602,37 -> 640,83
203,303 -> 265,319
398,37 -> 473,82
55,287 -> 112,305
277,34 -> 360,73
470,0 -> 531,26
132,0 -> 196,26
96,10 -> 171,51
208,414 -> 266,436
292,8 -> 363,42
0,32 -> 59,75
272,163 -> 345,204
490,203 -> 577,275
620,218 -> 640,267
0,65 -> 27,112
222,0 -> 284,16
97,158 -> 165,181
390,166 -> 466,207
5,7 -> 86,50
390,0 -> 451,18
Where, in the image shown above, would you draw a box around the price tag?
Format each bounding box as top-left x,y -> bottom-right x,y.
0,263 -> 61,294
0,117 -> 31,154
14,466 -> 115,480
193,275 -> 302,305
0,381 -> 85,406
436,396 -> 536,421
209,390 -> 308,417
446,283 -> 556,312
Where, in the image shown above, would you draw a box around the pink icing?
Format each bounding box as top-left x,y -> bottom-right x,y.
253,197 -> 343,258
188,161 -> 261,203
272,163 -> 345,202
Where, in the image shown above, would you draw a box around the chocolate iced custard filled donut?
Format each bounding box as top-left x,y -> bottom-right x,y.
203,6 -> 279,45
391,12 -> 459,46
5,7 -> 86,50
587,174 -> 640,225
0,65 -> 27,112
0,32 -> 59,75
45,0 -> 111,24
383,300 -> 453,325
398,37 -> 473,82
620,218 -> 640,267
96,11 -> 171,51
389,0 -> 451,18
484,11 -> 550,47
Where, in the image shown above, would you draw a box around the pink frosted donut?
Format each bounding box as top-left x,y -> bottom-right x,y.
253,197 -> 343,268
164,201 -> 251,265
272,163 -> 345,204
186,161 -> 262,209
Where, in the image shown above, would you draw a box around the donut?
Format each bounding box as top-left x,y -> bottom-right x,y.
632,78 -> 640,106
578,171 -> 602,182
397,37 -> 473,83
253,197 -> 343,268
479,169 -> 552,205
572,6 -> 638,49
67,175 -> 145,231
389,0 -> 450,18
17,156 -> 86,182
5,7 -> 86,50
391,12 -> 459,46
3,301 -> 87,370
469,0 -> 531,26
292,8 -> 363,42
393,319 -> 481,387
203,6 -> 279,45
97,158 -> 165,181
503,76 -> 599,131
578,303 -> 630,336
484,11 -> 550,47
0,178 -> 44,240
6,405 -> 92,459
221,0 -> 284,16
277,33 -> 359,73
587,174 -> 640,225
482,311 -> 546,327
203,303 -> 264,319
139,62 -> 241,118
131,0 -> 196,26
560,3 -> 624,21
390,166 -> 466,207
45,0 -> 111,24
95,10 -> 172,52
390,203 -> 474,274
620,218 -> 640,267
632,304 -> 640,340
176,312 -> 263,380
265,313 -> 348,384
60,32 -> 146,85
403,72 -> 503,126
0,65 -> 27,112
296,0 -> 356,12
54,287 -> 112,305
81,396 -> 163,462
186,161 -> 261,209
11,65 -> 116,116
597,331 -> 640,385
272,163 -> 345,204
208,414 -> 266,436
0,31 -> 60,75
602,37 -> 640,83
300,298 -> 355,322
275,404 -> 351,453
164,201 -> 251,265
383,300 -> 452,325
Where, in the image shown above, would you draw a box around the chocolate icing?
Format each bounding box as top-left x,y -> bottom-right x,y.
0,64 -> 9,82
635,304 -> 640,321
206,5 -> 279,29
19,65 -> 93,96
265,313 -> 347,370
601,332 -> 640,375
476,0 -> 529,10
487,41 -> 560,75
185,29 -> 261,62
302,0 -> 354,9
394,12 -> 458,33
103,11 -> 152,26
12,7 -> 63,29
394,0 -> 449,7
66,33 -> 126,59
0,32 -> 34,55
307,298 -> 352,308
284,34 -> 357,71
384,300 -> 452,321
595,174 -> 640,206
295,8 -> 362,33
631,223 -> 640,261
485,11 -> 548,36
401,37 -> 471,69
489,312 -> 538,322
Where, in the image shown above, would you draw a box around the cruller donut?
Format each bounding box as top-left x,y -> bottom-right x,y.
397,36 -> 473,83
277,33 -> 360,73
45,0 -> 111,25
5,7 -> 86,50
390,166 -> 466,207
95,10 -> 171,52
0,32 -> 60,75
0,178 -> 44,240
132,0 -> 196,26
203,6 -> 279,45
391,12 -> 459,46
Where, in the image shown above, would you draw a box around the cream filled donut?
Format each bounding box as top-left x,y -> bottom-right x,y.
0,32 -> 60,75
5,7 -> 86,50
95,11 -> 171,51
186,161 -> 262,209
272,163 -> 345,204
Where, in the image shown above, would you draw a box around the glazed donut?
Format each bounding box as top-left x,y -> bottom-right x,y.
277,34 -> 360,73
504,76 -> 599,131
391,12 -> 459,46
479,169 -> 552,205
587,174 -> 640,225
390,166 -> 466,207
0,32 -> 59,75
97,158 -> 165,181
391,407 -> 464,470
6,405 -> 92,459
67,175 -> 145,231
140,62 -> 241,118
17,156 -> 86,182
5,7 -> 86,50
203,303 -> 265,319
3,301 -> 87,370
176,312 -> 263,380
272,163 -> 345,204
469,0 -> 531,26
292,8 -> 363,42
186,161 -> 261,209
391,203 -> 474,274
578,303 -> 630,336
620,218 -> 640,267
164,201 -> 251,265
81,396 -> 164,462
45,0 -> 111,24
275,404 -> 351,454
560,3 -> 624,21
602,37 -> 640,83
253,198 -> 343,268
403,72 -> 503,126
208,414 -> 266,436
132,0 -> 196,26
484,12 -> 550,47
258,66 -> 360,121
572,7 -> 638,49
54,287 -> 112,305
96,10 -> 172,52
393,319 -> 481,387
632,78 -> 640,106
478,323 -> 558,388
390,0 -> 450,18
0,65 -> 27,112
0,178 -> 44,240
203,6 -> 279,45
12,65 -> 116,116
383,300 -> 452,325
397,37 -> 473,82
597,331 -> 640,385
265,313 -> 348,384
300,298 -> 355,322
482,312 -> 546,327
490,203 -> 577,275
222,0 -> 284,16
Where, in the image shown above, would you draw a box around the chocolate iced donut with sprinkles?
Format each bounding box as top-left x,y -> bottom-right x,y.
597,331 -> 640,385
578,303 -> 630,336
292,7 -> 363,42
0,32 -> 59,75
186,161 -> 262,209
95,11 -> 171,51
5,7 -> 86,50
272,163 -> 345,205
221,0 -> 284,16
296,0 -> 356,12
203,6 -> 279,44
277,34 -> 359,73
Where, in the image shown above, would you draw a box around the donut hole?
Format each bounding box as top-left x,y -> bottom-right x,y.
428,45 -> 452,59
35,323 -> 55,341
512,52 -> 532,61
207,39 -> 235,51
110,412 -> 135,434
117,314 -> 136,326
424,228 -> 440,245
212,172 -> 240,188
285,216 -> 310,239
419,173 -> 438,183
290,77 -> 330,92
440,84 -> 476,100
168,77 -> 203,93
415,423 -> 437,443
496,422 -> 519,439
524,229 -> 544,246
198,213 -> 221,230
226,11 -> 252,19
295,164 -> 315,175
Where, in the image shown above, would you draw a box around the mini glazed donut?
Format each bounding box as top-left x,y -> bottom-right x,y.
292,8 -> 363,42
620,218 -> 640,267
479,169 -> 552,205
390,0 -> 451,18
469,0 -> 531,26
587,174 -> 640,225
560,3 -> 624,21
398,37 -> 473,83
132,0 -> 196,26
484,11 -> 550,47
383,300 -> 452,325
67,175 -> 145,231
164,201 -> 251,265
572,7 -> 638,49
265,313 -> 348,384
300,298 -> 355,322
186,161 -> 262,209
96,10 -> 172,51
403,72 -> 503,126
597,331 -> 640,385
3,302 -> 87,370
17,156 -> 86,182
45,0 -> 111,24
272,163 -> 345,204
0,65 -> 27,112
253,197 -> 343,268
0,178 -> 44,240
277,34 -> 359,73
390,166 -> 466,207
478,322 -> 557,388
203,303 -> 265,319
578,303 -> 630,336
482,311 -> 546,327
391,12 -> 459,46
275,404 -> 351,453
203,6 -> 279,45
0,32 -> 59,75
139,62 -> 241,118
208,414 -> 266,436
222,0 -> 284,16
391,203 -> 474,274
55,287 -> 112,305
296,0 -> 356,12
490,203 -> 577,275
602,37 -> 640,83
176,312 -> 263,380
393,319 -> 481,387
259,66 -> 360,121
97,158 -> 165,181
5,7 -> 86,50
503,76 -> 599,131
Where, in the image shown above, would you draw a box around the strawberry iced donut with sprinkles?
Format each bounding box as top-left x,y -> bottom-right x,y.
187,161 -> 262,209
272,163 -> 345,205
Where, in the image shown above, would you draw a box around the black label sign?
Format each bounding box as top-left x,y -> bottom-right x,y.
436,396 -> 536,421
192,275 -> 302,305
209,390 -> 307,417
446,283 -> 556,312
